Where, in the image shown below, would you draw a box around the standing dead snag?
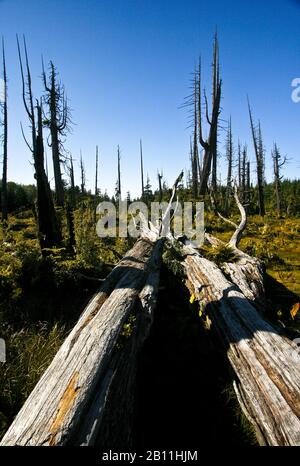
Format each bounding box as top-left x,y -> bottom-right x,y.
140,139 -> 144,200
115,145 -> 121,201
241,145 -> 247,203
246,160 -> 251,206
80,151 -> 86,194
157,171 -> 163,202
95,145 -> 99,196
192,69 -> 199,198
248,98 -> 265,216
272,143 -> 286,217
66,153 -> 76,250
17,36 -> 61,249
42,61 -> 71,206
211,32 -> 219,191
197,35 -> 222,195
1,37 -> 8,222
225,118 -> 233,214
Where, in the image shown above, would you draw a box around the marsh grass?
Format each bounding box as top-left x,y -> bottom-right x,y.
0,322 -> 66,439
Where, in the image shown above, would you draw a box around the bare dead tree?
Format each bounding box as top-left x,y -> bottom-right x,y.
17,36 -> 61,249
246,160 -> 251,206
140,139 -> 144,199
248,98 -> 265,216
197,35 -> 222,195
241,145 -> 247,203
272,143 -> 286,217
210,183 -> 247,248
95,145 -> 99,196
116,145 -> 121,200
1,37 -> 8,222
42,61 -> 71,206
157,170 -> 163,202
224,117 -> 233,214
68,153 -> 75,198
65,153 -> 76,250
191,69 -> 199,198
237,141 -> 242,187
211,32 -> 219,191
80,151 -> 86,194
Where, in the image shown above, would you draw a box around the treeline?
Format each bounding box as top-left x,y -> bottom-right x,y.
0,181 -> 36,213
1,178 -> 299,217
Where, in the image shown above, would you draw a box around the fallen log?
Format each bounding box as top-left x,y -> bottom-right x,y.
1,237 -> 162,446
180,241 -> 300,446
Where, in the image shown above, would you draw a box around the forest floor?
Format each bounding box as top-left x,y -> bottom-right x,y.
0,210 -> 299,442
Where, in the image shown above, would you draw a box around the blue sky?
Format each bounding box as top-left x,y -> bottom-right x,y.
0,0 -> 299,197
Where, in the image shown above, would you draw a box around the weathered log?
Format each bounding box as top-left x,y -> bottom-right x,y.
179,242 -> 300,446
1,238 -> 162,446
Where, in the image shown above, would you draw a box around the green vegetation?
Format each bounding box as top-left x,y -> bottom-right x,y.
0,179 -> 299,443
0,201 -> 132,438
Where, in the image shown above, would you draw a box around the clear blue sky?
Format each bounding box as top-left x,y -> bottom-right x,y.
0,0 -> 299,197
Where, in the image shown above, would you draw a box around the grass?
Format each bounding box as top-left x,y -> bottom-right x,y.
0,322 -> 66,439
0,208 -> 299,443
206,212 -> 300,331
0,207 -> 132,441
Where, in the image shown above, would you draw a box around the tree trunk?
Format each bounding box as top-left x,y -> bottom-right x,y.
140,139 -> 144,199
35,104 -> 62,249
0,238 -> 162,446
95,145 -> 99,197
197,36 -> 221,196
248,100 -> 265,216
43,62 -> 67,207
225,118 -> 233,214
1,39 -> 8,222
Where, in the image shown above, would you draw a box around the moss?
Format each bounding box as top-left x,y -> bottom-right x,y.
200,243 -> 238,265
116,314 -> 137,350
162,241 -> 185,278
0,322 -> 66,440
